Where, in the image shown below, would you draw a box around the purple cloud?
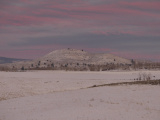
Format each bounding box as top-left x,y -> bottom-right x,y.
0,0 -> 160,61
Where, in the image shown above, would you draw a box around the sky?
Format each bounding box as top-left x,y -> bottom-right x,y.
0,0 -> 160,61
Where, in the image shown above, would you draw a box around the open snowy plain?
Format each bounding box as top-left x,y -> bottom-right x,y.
0,70 -> 160,120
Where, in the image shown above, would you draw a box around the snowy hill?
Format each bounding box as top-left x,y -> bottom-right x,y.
39,48 -> 131,64
0,49 -> 132,70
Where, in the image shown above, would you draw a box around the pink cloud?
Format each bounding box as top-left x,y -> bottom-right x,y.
1,0 -> 160,26
91,29 -> 158,36
121,1 -> 160,10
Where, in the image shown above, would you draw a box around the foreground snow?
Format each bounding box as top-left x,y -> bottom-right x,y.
0,70 -> 160,120
0,85 -> 160,120
1,70 -> 160,100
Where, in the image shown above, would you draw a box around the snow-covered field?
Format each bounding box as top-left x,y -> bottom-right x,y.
0,70 -> 160,120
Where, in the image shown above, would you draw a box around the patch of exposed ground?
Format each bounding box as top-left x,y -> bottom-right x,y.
88,79 -> 160,88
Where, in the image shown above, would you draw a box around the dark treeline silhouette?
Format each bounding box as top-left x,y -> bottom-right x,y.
0,60 -> 160,71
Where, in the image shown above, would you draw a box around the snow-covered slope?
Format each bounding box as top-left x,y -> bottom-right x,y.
40,48 -> 131,64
